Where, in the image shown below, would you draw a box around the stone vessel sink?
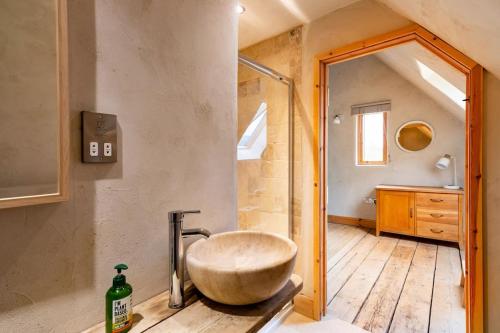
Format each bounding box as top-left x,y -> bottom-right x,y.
186,231 -> 297,305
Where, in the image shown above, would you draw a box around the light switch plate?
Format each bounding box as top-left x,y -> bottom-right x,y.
82,111 -> 117,163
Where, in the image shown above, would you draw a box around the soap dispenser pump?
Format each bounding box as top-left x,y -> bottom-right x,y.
106,264 -> 133,333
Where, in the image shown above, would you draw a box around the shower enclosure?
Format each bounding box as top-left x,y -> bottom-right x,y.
237,54 -> 294,239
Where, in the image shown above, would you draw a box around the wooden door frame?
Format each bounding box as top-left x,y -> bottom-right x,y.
312,24 -> 483,332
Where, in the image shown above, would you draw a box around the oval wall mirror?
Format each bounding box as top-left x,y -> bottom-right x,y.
396,121 -> 434,152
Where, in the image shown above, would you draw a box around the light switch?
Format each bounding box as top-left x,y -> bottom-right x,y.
90,142 -> 98,157
104,143 -> 112,157
81,111 -> 117,163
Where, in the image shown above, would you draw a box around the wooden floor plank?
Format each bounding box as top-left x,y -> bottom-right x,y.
327,224 -> 353,258
326,225 -> 464,333
429,246 -> 465,333
327,233 -> 379,304
326,225 -> 345,259
328,226 -> 368,270
329,237 -> 399,323
353,239 -> 417,333
388,243 -> 437,333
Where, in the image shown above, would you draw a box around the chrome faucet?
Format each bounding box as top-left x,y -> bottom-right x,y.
168,210 -> 211,309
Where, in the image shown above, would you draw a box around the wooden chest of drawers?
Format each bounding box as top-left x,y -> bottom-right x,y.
376,185 -> 463,243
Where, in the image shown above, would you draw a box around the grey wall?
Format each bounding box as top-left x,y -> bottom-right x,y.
0,0 -> 237,332
328,55 -> 465,219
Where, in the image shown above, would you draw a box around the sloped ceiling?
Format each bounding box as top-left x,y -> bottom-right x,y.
376,41 -> 466,122
377,0 -> 500,77
239,0 -> 500,78
238,0 -> 360,48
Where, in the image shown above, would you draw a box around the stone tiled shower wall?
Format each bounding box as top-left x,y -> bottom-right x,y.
238,27 -> 304,274
237,72 -> 290,236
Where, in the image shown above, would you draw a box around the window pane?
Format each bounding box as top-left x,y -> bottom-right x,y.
362,112 -> 384,162
237,102 -> 267,160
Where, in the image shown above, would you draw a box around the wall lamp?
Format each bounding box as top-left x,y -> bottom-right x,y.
333,114 -> 343,125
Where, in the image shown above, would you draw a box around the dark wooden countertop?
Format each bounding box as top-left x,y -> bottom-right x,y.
82,274 -> 303,333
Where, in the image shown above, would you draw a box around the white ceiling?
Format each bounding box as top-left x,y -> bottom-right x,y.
238,0 -> 360,49
376,41 -> 466,122
238,0 -> 500,79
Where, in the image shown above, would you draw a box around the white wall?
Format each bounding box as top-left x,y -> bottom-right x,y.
0,0 -> 237,332
328,55 -> 465,219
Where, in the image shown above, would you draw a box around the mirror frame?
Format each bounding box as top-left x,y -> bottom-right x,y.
395,120 -> 434,153
0,0 -> 69,209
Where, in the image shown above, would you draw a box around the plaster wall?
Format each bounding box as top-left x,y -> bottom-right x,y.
377,0 -> 500,79
238,0 -> 359,48
375,41 -> 466,122
0,0 -> 237,331
328,55 -> 465,219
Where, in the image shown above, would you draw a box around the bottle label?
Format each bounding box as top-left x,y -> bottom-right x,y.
112,295 -> 132,332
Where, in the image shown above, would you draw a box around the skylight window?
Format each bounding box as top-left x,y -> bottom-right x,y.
416,60 -> 466,109
237,102 -> 267,160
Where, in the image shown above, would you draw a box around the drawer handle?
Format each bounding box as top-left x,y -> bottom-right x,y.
430,198 -> 444,202
430,213 -> 444,218
430,228 -> 444,234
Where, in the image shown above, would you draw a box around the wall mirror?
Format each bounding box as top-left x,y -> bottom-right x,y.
0,0 -> 68,209
396,120 -> 434,152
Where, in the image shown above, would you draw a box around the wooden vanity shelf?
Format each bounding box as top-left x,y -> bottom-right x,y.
376,185 -> 463,243
82,275 -> 302,333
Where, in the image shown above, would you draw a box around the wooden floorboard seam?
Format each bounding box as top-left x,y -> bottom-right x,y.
327,233 -> 369,274
327,226 -> 369,271
327,226 -> 464,333
388,243 -> 438,333
428,246 -> 465,332
327,236 -> 381,306
327,234 -> 379,305
348,238 -> 401,324
426,245 -> 439,333
381,241 -> 419,333
329,237 -> 400,323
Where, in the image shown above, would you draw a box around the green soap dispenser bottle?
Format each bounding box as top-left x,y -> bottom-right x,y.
106,264 -> 133,333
